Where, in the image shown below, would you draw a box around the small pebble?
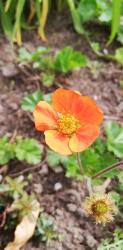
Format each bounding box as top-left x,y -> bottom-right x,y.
39,164 -> 48,175
54,182 -> 62,191
67,203 -> 77,212
34,183 -> 43,194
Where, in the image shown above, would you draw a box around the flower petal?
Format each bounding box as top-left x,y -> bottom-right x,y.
69,125 -> 100,152
52,89 -> 103,126
52,88 -> 81,113
44,130 -> 72,155
33,101 -> 57,131
71,96 -> 103,125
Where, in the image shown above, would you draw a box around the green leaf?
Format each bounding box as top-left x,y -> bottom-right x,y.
65,154 -> 83,180
0,1 -> 13,38
109,191 -> 121,205
115,47 -> 123,65
41,72 -> 55,87
108,0 -> 122,45
21,90 -> 43,112
105,121 -> 123,158
18,47 -> 49,67
0,136 -> 15,165
96,0 -> 112,23
54,47 -> 88,73
78,0 -> 97,23
47,150 -> 68,168
18,47 -> 32,63
64,138 -> 117,179
15,138 -> 42,164
117,27 -> 123,44
67,0 -> 86,35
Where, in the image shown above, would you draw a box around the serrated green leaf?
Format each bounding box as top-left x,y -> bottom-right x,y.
0,136 -> 15,165
105,121 -> 123,158
54,47 -> 88,73
15,138 -> 42,164
21,90 -> 43,112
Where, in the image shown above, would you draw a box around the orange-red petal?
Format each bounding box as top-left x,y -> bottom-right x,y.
33,101 -> 57,131
52,88 -> 81,114
69,124 -> 100,152
73,96 -> 103,126
44,130 -> 72,155
52,88 -> 103,126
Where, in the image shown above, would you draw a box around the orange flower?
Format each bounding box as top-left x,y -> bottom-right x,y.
33,88 -> 103,155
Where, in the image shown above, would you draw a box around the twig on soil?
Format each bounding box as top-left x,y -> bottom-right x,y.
92,160 -> 123,179
9,158 -> 46,177
104,115 -> 123,123
0,165 -> 8,175
26,112 -> 34,122
0,206 -> 13,228
9,129 -> 17,143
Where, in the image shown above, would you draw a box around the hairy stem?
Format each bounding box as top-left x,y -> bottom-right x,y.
92,160 -> 123,179
76,152 -> 83,175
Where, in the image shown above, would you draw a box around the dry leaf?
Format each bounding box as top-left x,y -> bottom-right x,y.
5,200 -> 40,250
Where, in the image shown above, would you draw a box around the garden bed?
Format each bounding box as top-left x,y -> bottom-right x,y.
0,14 -> 123,250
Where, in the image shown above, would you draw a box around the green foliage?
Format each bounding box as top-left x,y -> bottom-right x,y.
36,213 -> 59,244
119,79 -> 123,88
41,72 -> 55,87
21,90 -> 43,112
21,90 -> 51,112
18,47 -> 49,69
0,175 -> 39,222
105,121 -> 123,158
12,193 -> 37,217
18,46 -> 88,74
0,176 -> 27,199
0,136 -> 14,165
0,136 -> 42,165
15,138 -> 42,164
47,150 -> 68,168
98,228 -> 123,250
109,191 -> 121,206
78,0 -> 97,23
96,0 -> 112,23
108,0 -> 122,45
1,0 -> 123,45
47,138 -> 118,180
114,48 -> 123,65
53,47 -> 88,73
67,138 -> 117,179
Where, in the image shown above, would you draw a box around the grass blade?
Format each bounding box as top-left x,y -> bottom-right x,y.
107,0 -> 122,45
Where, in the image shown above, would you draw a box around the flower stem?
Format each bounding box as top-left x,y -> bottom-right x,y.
92,160 -> 123,179
76,152 -> 83,175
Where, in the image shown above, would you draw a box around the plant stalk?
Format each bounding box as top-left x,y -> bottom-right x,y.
76,152 -> 83,175
92,160 -> 123,179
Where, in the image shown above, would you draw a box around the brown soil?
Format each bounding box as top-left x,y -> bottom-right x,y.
0,13 -> 123,250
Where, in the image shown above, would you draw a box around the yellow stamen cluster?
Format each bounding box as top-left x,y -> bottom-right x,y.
84,193 -> 117,224
57,114 -> 81,136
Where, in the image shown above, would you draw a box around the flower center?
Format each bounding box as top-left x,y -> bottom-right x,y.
57,114 -> 81,136
92,201 -> 108,216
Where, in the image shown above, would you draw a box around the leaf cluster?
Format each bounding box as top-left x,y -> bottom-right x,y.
98,228 -> 123,250
18,46 -> 88,74
0,136 -> 42,165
